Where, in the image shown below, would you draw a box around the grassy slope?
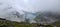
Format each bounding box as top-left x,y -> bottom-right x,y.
0,19 -> 60,27
0,20 -> 38,27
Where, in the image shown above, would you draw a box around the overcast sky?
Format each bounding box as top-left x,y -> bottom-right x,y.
15,0 -> 60,13
0,0 -> 60,14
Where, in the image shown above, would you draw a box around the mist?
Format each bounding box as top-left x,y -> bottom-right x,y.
0,0 -> 60,23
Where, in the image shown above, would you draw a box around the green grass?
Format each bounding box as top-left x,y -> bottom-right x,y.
0,20 -> 38,27
0,20 -> 60,27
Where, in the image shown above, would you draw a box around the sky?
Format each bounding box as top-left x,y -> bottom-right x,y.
15,0 -> 60,13
0,0 -> 60,23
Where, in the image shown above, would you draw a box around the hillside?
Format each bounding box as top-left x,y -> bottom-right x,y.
0,18 -> 60,27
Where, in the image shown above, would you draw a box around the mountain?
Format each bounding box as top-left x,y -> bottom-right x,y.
34,11 -> 60,25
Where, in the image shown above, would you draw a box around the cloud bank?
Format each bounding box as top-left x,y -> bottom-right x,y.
0,0 -> 60,23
